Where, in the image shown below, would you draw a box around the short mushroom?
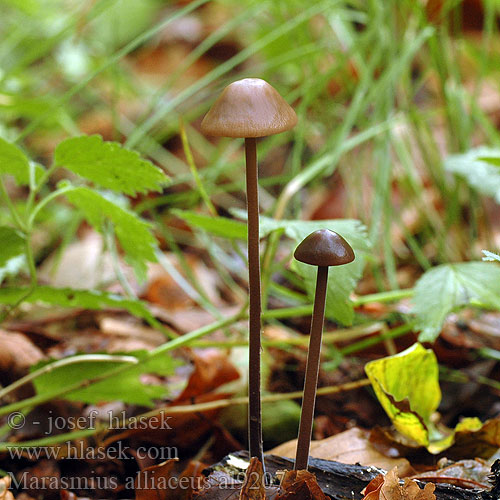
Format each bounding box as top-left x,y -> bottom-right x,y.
293,229 -> 355,471
201,78 -> 297,463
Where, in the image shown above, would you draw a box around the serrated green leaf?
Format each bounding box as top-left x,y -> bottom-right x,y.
223,210 -> 371,325
258,215 -> 370,325
291,257 -> 365,325
0,137 -> 43,185
0,286 -> 156,323
63,185 -> 158,280
445,147 -> 500,202
173,210 -> 247,239
365,343 -> 441,447
33,351 -> 178,406
0,226 -> 25,283
55,135 -> 169,195
413,262 -> 500,342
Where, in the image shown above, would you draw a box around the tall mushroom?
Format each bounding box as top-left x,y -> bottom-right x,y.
201,78 -> 297,462
293,229 -> 355,470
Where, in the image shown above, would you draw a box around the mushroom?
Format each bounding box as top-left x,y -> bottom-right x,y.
201,78 -> 297,462
293,229 -> 355,470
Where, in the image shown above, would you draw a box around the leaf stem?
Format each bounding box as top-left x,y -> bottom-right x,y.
27,184 -> 75,228
104,222 -> 136,299
0,237 -> 38,322
0,178 -> 27,233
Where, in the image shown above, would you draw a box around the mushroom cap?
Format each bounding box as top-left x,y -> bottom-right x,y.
294,229 -> 355,267
201,78 -> 297,138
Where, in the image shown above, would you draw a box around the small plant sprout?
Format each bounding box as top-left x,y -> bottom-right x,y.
293,229 -> 355,471
201,78 -> 297,463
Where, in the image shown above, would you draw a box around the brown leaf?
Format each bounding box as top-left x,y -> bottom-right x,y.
239,458 -> 265,500
362,468 -> 436,500
135,459 -> 177,500
362,474 -> 385,500
409,458 -> 491,489
0,329 -> 45,380
134,459 -> 207,500
446,417 -> 500,460
60,491 -> 90,500
270,428 -> 410,473
167,461 -> 207,500
145,255 -> 222,312
0,476 -> 14,500
276,469 -> 327,499
178,349 -> 240,401
39,232 -> 117,290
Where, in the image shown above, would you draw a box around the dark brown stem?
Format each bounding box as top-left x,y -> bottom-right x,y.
295,265 -> 329,471
245,137 -> 263,463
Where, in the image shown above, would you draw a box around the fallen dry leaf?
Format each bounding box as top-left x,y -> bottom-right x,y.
178,348 -> 240,401
134,459 -> 207,500
446,417 -> 500,460
239,458 -> 265,500
0,329 -> 45,380
145,254 -> 222,311
135,459 -> 177,500
0,475 -> 14,500
269,427 -> 410,472
276,469 -> 327,499
167,461 -> 207,500
39,231 -> 137,292
409,458 -> 491,489
362,468 -> 436,500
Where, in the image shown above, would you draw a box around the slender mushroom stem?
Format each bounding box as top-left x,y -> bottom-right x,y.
295,265 -> 329,471
245,137 -> 263,463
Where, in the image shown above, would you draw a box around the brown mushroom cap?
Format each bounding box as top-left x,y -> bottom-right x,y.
294,229 -> 355,267
201,78 -> 297,138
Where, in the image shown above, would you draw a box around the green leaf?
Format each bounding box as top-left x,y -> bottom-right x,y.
445,147 -> 500,202
0,137 -> 43,185
0,226 -> 25,283
0,226 -> 25,266
258,216 -> 371,251
173,210 -> 247,239
365,342 -> 500,454
218,209 -> 370,325
0,286 -> 156,323
291,258 -> 365,325
365,343 -> 441,447
33,351 -> 178,406
413,262 -> 500,342
63,185 -> 158,280
55,135 -> 169,196
443,417 -> 500,459
259,215 -> 371,326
